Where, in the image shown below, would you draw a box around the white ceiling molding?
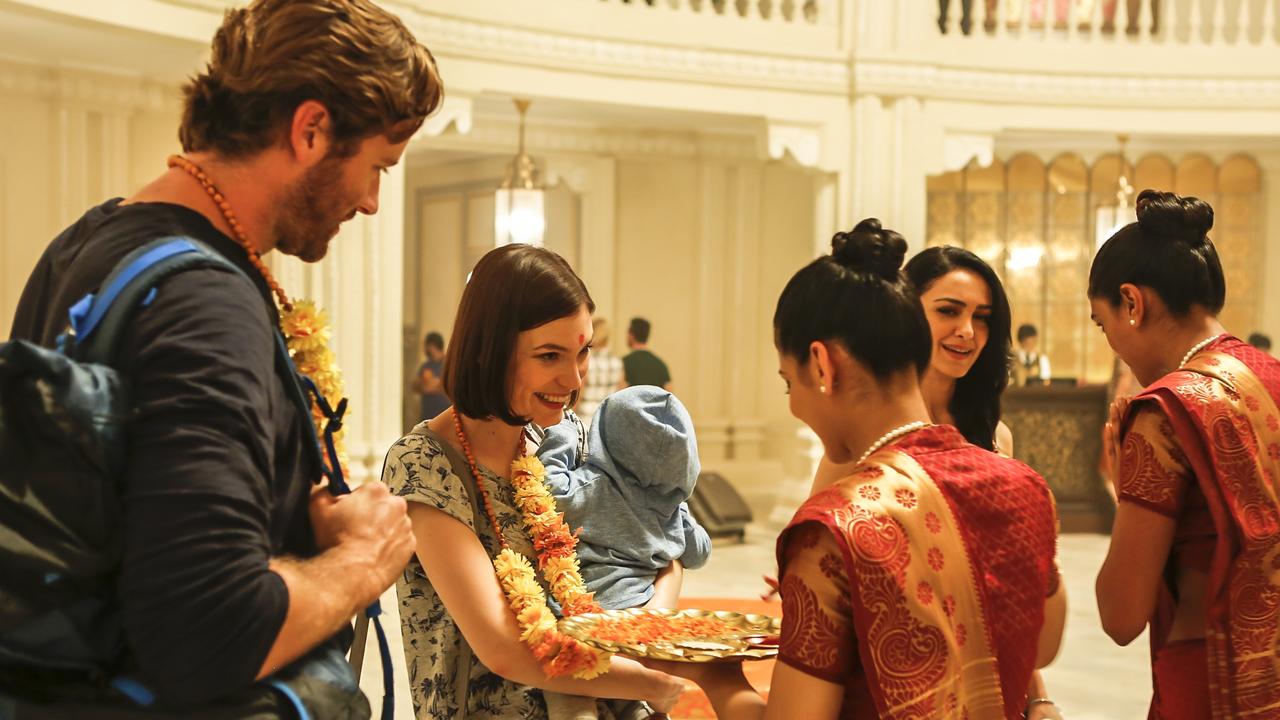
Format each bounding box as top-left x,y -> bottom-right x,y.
416,115 -> 759,162
0,60 -> 177,112
767,122 -> 822,168
418,95 -> 474,139
387,6 -> 849,94
942,133 -> 995,172
856,60 -> 1280,110
156,0 -> 226,11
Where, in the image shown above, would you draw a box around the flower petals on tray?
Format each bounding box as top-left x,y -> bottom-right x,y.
558,608 -> 782,662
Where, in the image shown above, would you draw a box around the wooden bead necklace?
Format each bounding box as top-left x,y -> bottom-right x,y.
167,154 -> 293,312
452,410 -> 525,546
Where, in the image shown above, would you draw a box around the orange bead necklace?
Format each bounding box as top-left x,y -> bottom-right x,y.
167,154 -> 292,312
451,410 -> 525,546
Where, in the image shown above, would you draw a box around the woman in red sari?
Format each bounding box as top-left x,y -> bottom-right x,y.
808,245 -> 1061,718
664,220 -> 1064,719
1093,190 -> 1280,719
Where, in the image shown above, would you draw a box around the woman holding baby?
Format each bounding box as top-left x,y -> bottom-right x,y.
381,244 -> 693,719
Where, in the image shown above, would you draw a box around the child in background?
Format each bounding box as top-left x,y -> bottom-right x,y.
538,385 -> 713,720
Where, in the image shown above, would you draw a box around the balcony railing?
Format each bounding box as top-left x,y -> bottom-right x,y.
598,0 -> 828,25
938,0 -> 1278,46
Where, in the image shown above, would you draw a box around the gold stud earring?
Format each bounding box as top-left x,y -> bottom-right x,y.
1129,319 -> 1136,326
819,384 -> 827,394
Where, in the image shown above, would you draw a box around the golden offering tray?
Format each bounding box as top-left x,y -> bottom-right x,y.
559,607 -> 781,662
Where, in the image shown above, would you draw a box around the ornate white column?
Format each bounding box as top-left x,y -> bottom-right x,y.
850,93 -> 931,250
725,161 -> 765,461
768,425 -> 824,529
691,158 -> 733,462
53,70 -> 136,229
544,155 -> 618,317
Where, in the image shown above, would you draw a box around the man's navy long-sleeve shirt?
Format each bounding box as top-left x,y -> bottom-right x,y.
10,199 -> 320,707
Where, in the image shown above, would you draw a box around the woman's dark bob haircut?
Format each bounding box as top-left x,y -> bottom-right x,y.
905,246 -> 1011,451
444,244 -> 594,425
1089,189 -> 1225,317
774,218 -> 931,380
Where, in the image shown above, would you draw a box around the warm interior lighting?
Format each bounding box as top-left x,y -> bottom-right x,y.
1007,245 -> 1045,272
495,188 -> 546,246
495,99 -> 546,247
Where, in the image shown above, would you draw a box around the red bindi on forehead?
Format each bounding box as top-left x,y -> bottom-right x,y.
578,334 -> 585,345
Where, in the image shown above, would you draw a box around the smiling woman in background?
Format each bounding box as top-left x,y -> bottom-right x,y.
906,246 -> 1015,455
813,244 -> 1013,493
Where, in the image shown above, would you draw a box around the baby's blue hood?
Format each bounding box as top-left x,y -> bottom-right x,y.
587,386 -> 699,501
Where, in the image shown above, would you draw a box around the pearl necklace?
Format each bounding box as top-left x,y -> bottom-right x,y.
1179,334 -> 1224,368
856,421 -> 930,465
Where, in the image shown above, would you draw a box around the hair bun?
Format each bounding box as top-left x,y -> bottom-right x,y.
1135,189 -> 1214,247
831,218 -> 908,281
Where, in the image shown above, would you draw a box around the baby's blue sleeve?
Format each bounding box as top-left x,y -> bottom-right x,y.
677,502 -> 712,570
538,419 -> 589,500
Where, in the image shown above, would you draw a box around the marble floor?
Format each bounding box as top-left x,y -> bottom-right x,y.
683,528 -> 1153,719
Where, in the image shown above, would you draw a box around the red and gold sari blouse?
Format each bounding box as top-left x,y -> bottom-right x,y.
777,425 -> 1058,719
1117,335 -> 1280,719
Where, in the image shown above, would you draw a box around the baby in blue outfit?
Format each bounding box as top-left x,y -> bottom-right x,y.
538,385 -> 712,719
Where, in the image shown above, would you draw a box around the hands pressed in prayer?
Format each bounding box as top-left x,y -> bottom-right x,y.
1102,396 -> 1132,487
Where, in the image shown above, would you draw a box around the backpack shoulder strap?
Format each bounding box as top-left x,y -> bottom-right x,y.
62,235 -> 328,481
67,237 -> 249,365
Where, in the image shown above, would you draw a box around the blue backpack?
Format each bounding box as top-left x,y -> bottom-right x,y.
0,238 -> 394,719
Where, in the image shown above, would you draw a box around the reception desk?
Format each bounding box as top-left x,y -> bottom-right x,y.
1003,384 -> 1115,533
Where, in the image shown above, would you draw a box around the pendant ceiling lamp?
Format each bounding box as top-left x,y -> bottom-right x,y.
494,98 -> 546,247
1095,134 -> 1136,249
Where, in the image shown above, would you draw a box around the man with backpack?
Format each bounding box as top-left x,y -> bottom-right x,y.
1,1 -> 443,716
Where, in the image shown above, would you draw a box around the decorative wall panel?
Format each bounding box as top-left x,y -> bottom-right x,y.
924,151 -> 1264,383
1004,384 -> 1113,532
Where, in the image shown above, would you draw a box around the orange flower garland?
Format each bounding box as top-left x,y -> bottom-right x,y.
453,413 -> 612,679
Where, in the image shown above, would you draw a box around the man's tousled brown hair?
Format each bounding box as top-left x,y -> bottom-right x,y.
180,0 -> 443,158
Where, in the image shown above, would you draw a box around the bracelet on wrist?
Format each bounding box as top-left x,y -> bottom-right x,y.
1023,697 -> 1055,718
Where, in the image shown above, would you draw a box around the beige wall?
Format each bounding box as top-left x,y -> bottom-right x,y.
613,157 -> 700,400
0,61 -> 181,338
0,92 -> 57,331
